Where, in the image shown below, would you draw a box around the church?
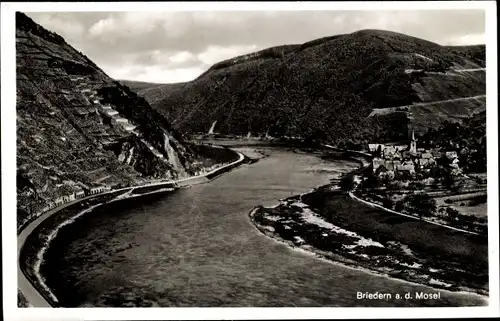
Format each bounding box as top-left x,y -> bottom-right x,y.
368,130 -> 437,176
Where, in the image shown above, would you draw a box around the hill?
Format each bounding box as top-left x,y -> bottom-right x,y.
16,12 -> 207,227
146,29 -> 485,143
119,80 -> 187,106
118,80 -> 164,92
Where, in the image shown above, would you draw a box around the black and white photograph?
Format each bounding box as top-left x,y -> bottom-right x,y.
1,1 -> 499,320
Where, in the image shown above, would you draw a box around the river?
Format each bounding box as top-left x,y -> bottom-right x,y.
40,146 -> 487,307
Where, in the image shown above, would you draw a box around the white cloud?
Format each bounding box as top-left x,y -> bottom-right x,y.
32,15 -> 84,39
88,17 -> 119,38
169,51 -> 196,64
105,63 -> 205,83
137,66 -> 205,83
89,12 -> 171,39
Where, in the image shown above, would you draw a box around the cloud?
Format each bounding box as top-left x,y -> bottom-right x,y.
105,63 -> 205,83
25,10 -> 486,83
34,14 -> 85,39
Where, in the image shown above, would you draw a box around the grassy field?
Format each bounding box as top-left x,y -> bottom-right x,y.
434,192 -> 488,218
302,189 -> 487,262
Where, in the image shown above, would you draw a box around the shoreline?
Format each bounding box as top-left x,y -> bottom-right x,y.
18,148 -> 247,307
248,186 -> 489,298
246,147 -> 489,301
247,206 -> 488,304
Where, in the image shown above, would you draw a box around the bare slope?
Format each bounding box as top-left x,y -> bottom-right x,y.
148,29 -> 485,142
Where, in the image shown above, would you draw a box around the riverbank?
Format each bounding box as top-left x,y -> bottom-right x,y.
18,148 -> 247,307
248,150 -> 488,299
27,145 -> 488,307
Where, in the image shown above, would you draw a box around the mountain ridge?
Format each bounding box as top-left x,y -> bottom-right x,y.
132,29 -> 485,143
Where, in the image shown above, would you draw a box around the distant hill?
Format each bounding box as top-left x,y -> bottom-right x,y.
16,12 -> 205,226
119,80 -> 187,106
119,80 -> 164,91
144,29 -> 485,144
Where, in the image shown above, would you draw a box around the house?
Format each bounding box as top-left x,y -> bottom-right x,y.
395,145 -> 408,152
383,146 -> 397,159
54,197 -> 65,206
90,187 -> 102,194
368,143 -> 385,152
63,194 -> 76,203
383,170 -> 395,180
402,160 -> 415,167
372,157 -> 385,172
446,151 -> 458,160
460,147 -> 470,155
375,164 -> 388,176
430,148 -> 443,158
422,177 -> 435,186
419,158 -> 429,167
114,118 -> 129,124
376,165 -> 395,180
421,153 -> 433,160
401,151 -> 412,160
383,160 -> 394,171
397,164 -> 415,175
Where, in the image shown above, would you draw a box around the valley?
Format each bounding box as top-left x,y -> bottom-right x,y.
14,10 -> 490,309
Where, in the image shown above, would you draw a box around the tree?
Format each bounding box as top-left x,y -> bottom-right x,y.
394,200 -> 405,212
405,193 -> 437,218
363,174 -> 380,189
382,197 -> 394,209
441,168 -> 455,190
340,174 -> 355,192
446,207 -> 460,222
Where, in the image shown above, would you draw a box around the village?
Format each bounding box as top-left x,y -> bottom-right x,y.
352,129 -> 488,235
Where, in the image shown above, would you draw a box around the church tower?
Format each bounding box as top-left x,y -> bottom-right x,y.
409,130 -> 417,153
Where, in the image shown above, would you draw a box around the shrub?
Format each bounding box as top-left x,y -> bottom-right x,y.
382,198 -> 394,209
404,193 -> 437,218
340,174 -> 355,192
394,200 -> 405,212
445,207 -> 460,221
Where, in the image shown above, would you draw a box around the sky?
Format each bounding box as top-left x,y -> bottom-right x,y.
26,10 -> 486,84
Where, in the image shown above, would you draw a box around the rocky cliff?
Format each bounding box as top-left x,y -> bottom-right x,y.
16,12 -> 205,228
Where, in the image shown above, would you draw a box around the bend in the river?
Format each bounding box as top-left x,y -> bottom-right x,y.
37,145 -> 488,307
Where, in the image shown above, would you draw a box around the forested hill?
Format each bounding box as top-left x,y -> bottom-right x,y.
141,29 -> 485,145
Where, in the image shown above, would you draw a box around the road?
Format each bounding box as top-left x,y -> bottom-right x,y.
18,151 -> 245,307
369,94 -> 486,117
349,192 -> 481,236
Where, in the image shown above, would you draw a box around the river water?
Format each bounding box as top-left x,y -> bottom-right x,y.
41,147 -> 487,307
